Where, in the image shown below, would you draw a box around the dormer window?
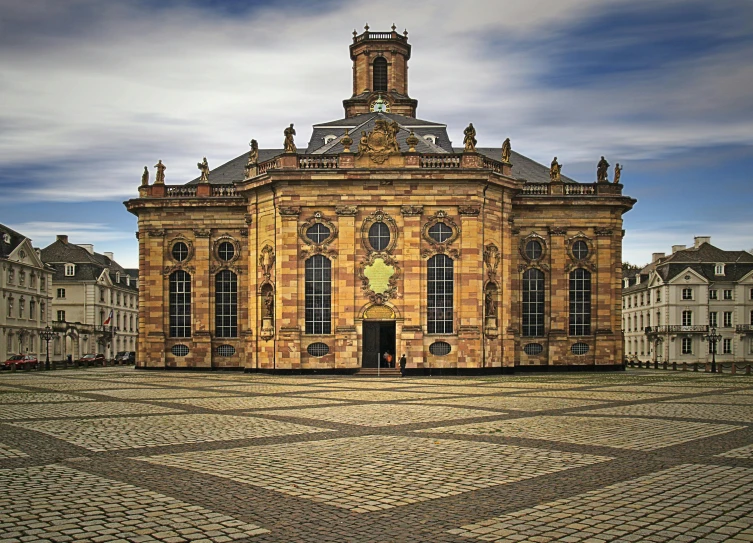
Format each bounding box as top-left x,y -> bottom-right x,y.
126,276 -> 131,286
65,264 -> 75,276
424,135 -> 437,145
715,264 -> 725,275
2,233 -> 9,243
323,135 -> 337,145
116,272 -> 120,283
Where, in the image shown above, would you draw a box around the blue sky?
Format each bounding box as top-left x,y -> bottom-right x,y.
1,0 -> 752,268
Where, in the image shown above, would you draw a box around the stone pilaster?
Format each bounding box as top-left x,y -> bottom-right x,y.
335,205 -> 358,368
191,229 -> 212,368
457,206 -> 482,368
400,205 -> 423,369
276,206 -> 301,369
548,227 -> 569,365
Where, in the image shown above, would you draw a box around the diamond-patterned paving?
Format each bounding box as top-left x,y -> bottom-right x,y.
1,368 -> 751,543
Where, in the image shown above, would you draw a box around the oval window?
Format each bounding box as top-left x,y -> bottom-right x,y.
171,242 -> 189,262
171,344 -> 189,357
368,222 -> 390,251
429,341 -> 451,356
307,342 -> 329,357
218,241 -> 235,261
524,343 -> 543,355
306,224 -> 331,244
428,223 -> 453,243
216,345 -> 236,357
572,240 -> 589,260
525,240 -> 542,260
571,343 -> 590,355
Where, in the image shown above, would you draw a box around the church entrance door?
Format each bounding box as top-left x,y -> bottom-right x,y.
362,321 -> 396,368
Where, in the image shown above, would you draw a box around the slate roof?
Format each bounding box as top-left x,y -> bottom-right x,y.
0,223 -> 26,259
624,242 -> 753,293
40,237 -> 138,292
185,114 -> 579,186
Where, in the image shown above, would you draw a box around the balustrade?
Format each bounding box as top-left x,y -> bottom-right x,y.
299,156 -> 339,169
166,186 -> 197,197
564,183 -> 596,195
420,155 -> 460,168
521,184 -> 549,195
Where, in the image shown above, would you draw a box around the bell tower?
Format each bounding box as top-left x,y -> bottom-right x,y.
343,24 -> 418,118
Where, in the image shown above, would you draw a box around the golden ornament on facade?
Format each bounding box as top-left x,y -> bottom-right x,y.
356,119 -> 400,165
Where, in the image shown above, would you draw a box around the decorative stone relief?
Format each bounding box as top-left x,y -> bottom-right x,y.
335,205 -> 358,216
565,232 -> 596,272
359,253 -> 400,305
458,205 -> 480,216
595,228 -> 613,237
421,210 -> 460,260
279,206 -> 301,216
259,244 -> 275,281
400,205 -> 423,216
193,229 -> 211,238
147,229 -> 166,237
212,235 -> 240,265
483,244 -> 500,282
549,227 -> 567,236
299,212 -> 338,259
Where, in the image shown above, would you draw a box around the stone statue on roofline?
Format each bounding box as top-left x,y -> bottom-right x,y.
197,157 -> 210,182
244,139 -> 259,178
614,163 -> 623,184
141,166 -> 149,186
463,123 -> 477,152
501,138 -> 511,163
597,155 -> 610,183
154,160 -> 166,184
550,157 -> 562,182
284,123 -> 296,153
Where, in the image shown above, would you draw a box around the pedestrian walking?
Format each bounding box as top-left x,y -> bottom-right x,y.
399,353 -> 407,377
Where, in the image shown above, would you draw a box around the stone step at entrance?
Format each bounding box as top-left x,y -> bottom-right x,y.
356,368 -> 402,377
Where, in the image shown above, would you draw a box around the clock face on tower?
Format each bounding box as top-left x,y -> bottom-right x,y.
370,96 -> 390,113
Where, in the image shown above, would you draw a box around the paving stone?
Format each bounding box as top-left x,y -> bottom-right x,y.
577,403 -> 753,423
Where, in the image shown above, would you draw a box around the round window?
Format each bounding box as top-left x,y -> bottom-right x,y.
171,344 -> 189,357
428,223 -> 453,243
572,240 -> 589,260
429,341 -> 451,356
525,240 -> 543,260
218,241 -> 235,261
368,222 -> 391,251
571,343 -> 590,355
306,224 -> 331,244
216,345 -> 236,357
171,242 -> 189,262
307,342 -> 330,357
524,343 -> 543,355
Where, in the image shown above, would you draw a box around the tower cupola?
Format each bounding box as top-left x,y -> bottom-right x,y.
343,24 -> 418,118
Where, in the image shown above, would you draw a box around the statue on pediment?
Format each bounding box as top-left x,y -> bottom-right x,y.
614,163 -> 623,184
197,157 -> 210,182
463,123 -> 477,152
357,119 -> 400,164
501,138 -> 511,163
284,124 -> 296,153
597,156 -> 610,183
550,157 -> 562,182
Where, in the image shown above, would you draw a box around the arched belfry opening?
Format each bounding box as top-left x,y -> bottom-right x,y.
373,57 -> 388,92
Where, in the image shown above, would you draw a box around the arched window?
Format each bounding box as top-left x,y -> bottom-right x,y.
373,57 -> 388,92
305,255 -> 331,335
569,268 -> 591,336
522,269 -> 545,337
170,270 -> 191,337
427,254 -> 453,334
215,270 -> 237,338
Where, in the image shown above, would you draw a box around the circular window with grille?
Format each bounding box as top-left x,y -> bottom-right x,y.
217,241 -> 235,261
572,240 -> 589,260
525,240 -> 543,260
428,223 -> 453,243
216,345 -> 236,357
368,222 -> 390,251
429,341 -> 451,356
171,242 -> 189,262
307,342 -> 329,357
171,344 -> 189,357
571,343 -> 590,355
306,224 -> 331,244
524,343 -> 543,355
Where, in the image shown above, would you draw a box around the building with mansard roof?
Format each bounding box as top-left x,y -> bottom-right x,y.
126,27 -> 635,373
0,223 -> 54,363
40,235 -> 139,361
623,236 -> 753,365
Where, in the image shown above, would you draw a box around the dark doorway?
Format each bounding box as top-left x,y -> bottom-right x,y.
362,321 -> 396,367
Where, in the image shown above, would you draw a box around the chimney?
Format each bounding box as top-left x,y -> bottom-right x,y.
77,244 -> 94,254
104,252 -> 114,261
694,236 -> 711,248
56,235 -> 68,243
672,245 -> 686,254
652,252 -> 665,262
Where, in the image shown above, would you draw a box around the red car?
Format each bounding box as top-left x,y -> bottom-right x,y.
3,354 -> 39,370
77,353 -> 106,365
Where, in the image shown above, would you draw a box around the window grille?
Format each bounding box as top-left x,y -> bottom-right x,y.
524,343 -> 543,355
522,268 -> 545,337
571,343 -> 589,355
572,240 -> 589,260
216,345 -> 236,357
428,223 -> 453,243
682,310 -> 692,326
427,254 -> 453,334
171,344 -> 189,357
305,255 -> 331,334
218,241 -> 235,261
169,270 -> 191,337
306,224 -> 331,244
307,343 -> 330,357
429,341 -> 451,356
569,269 -> 591,336
681,337 -> 692,354
525,240 -> 542,260
368,222 -> 390,251
215,270 -> 237,338
172,242 -> 189,262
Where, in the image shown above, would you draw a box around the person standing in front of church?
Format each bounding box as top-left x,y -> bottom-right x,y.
399,354 -> 407,377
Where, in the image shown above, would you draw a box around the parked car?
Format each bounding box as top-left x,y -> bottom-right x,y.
3,354 -> 39,370
77,353 -> 106,365
114,351 -> 135,364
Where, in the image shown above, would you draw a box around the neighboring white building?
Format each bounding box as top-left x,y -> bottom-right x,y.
0,224 -> 54,363
41,235 -> 138,360
623,236 -> 753,365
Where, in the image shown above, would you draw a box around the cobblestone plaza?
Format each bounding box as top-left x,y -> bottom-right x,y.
1,369 -> 752,542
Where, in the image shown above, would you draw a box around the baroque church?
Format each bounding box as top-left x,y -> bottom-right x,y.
126,27 -> 635,373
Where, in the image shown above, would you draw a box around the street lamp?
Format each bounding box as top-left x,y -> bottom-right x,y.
39,325 -> 57,371
704,326 -> 722,374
